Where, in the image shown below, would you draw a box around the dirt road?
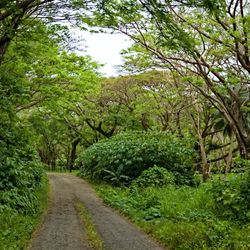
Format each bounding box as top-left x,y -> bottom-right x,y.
29,173 -> 165,250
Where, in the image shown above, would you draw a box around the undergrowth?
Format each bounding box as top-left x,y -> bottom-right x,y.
95,183 -> 250,249
0,175 -> 49,250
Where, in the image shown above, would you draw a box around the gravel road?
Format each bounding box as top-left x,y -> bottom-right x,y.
29,173 -> 165,250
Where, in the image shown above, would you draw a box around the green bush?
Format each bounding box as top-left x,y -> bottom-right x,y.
0,175 -> 49,249
131,165 -> 175,188
77,131 -> 195,186
0,115 -> 44,213
232,157 -> 250,173
0,144 -> 44,213
210,172 -> 250,221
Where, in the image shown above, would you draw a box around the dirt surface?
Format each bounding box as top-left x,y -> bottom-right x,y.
29,173 -> 165,250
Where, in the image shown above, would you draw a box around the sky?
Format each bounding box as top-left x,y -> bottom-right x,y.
75,31 -> 133,76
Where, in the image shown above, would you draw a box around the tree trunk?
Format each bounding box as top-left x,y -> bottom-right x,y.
0,38 -> 11,63
66,146 -> 71,169
191,104 -> 210,182
223,110 -> 250,160
68,139 -> 80,173
141,113 -> 151,131
237,139 -> 250,160
176,111 -> 183,137
198,136 -> 210,182
223,136 -> 234,174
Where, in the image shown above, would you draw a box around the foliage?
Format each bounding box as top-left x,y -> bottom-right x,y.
232,157 -> 250,173
0,107 -> 44,213
0,134 -> 44,214
96,183 -> 250,249
0,20 -> 57,188
0,17 -> 101,172
0,16 -> 53,249
86,0 -> 250,159
0,176 -> 49,250
0,161 -> 44,214
131,165 -> 175,188
0,0 -> 94,61
210,172 -> 250,222
0,42 -> 45,214
78,131 -> 196,186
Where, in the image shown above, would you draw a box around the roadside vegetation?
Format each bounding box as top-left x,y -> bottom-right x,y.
96,177 -> 250,249
0,175 -> 49,249
78,133 -> 250,249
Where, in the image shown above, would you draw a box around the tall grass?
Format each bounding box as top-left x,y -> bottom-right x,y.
96,183 -> 250,249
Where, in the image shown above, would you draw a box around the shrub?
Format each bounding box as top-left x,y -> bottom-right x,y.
0,161 -> 44,214
0,175 -> 49,249
0,117 -> 44,213
232,157 -> 250,173
77,131 -> 196,186
131,165 -> 175,188
210,172 -> 250,221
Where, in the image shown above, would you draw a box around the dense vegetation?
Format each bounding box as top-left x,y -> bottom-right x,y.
78,131 -> 196,186
79,133 -> 250,249
0,20 -> 50,247
1,0 -> 250,249
0,2 -> 100,247
0,175 -> 48,249
96,175 -> 250,249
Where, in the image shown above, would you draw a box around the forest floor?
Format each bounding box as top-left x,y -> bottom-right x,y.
29,173 -> 165,250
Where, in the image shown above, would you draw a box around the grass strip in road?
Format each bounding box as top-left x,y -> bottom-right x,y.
75,200 -> 104,250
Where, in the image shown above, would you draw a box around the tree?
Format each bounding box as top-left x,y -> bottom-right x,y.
0,0 -> 95,62
87,0 -> 250,159
25,47 -> 101,170
0,0 -> 52,61
0,13 -> 101,171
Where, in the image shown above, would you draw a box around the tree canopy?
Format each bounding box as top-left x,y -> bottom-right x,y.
82,0 -> 250,159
